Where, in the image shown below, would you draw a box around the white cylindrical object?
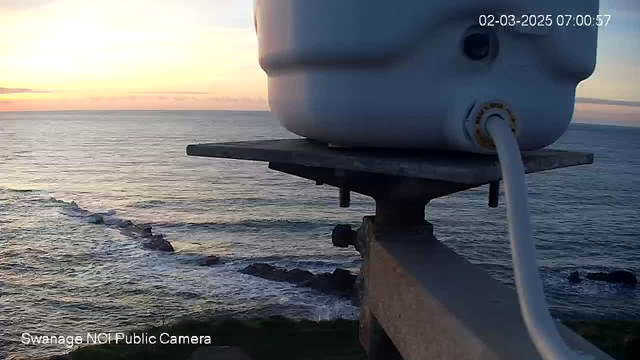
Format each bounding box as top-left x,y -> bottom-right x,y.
255,0 -> 599,153
487,115 -> 576,360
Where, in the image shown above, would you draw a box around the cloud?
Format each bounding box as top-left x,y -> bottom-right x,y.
132,91 -> 209,95
208,96 -> 266,104
0,87 -> 52,94
576,98 -> 640,108
0,0 -> 54,11
88,95 -> 200,102
602,0 -> 640,14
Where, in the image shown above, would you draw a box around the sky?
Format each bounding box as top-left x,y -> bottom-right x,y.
0,0 -> 639,125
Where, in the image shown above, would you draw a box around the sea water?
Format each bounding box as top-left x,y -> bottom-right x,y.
0,110 -> 638,359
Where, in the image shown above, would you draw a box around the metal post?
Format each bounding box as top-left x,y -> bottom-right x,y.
489,181 -> 500,208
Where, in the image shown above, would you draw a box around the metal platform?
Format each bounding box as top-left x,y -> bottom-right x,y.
188,139 -> 594,220
186,139 -> 594,185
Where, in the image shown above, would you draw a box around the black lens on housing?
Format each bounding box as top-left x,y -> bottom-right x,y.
463,33 -> 492,61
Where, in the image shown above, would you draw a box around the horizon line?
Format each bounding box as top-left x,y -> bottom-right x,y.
1,109 -> 638,128
576,97 -> 640,108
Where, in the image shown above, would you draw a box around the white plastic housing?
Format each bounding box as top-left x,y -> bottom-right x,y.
255,0 -> 599,153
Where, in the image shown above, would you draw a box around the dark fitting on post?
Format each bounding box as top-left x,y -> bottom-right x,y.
489,181 -> 500,208
332,224 -> 357,248
339,186 -> 351,208
336,169 -> 350,208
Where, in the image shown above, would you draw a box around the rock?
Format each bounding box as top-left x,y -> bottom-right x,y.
285,268 -> 314,283
87,214 -> 104,225
140,225 -> 153,238
240,263 -> 357,302
143,235 -> 174,252
586,273 -> 609,282
115,220 -> 174,253
609,271 -> 637,285
241,263 -> 276,278
188,346 -> 252,360
45,196 -> 176,254
567,271 -> 582,284
331,268 -> 357,290
586,271 -> 637,285
240,263 -> 314,283
119,220 -> 134,228
198,255 -> 222,266
300,268 -> 356,297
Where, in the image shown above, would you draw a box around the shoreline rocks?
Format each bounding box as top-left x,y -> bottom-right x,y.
240,263 -> 358,304
568,270 -> 637,286
142,235 -> 174,252
49,196 -> 174,253
87,214 -> 104,224
586,271 -> 637,285
567,271 -> 582,284
198,255 -> 222,266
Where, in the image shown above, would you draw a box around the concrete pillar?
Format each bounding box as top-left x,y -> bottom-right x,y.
357,217 -> 613,360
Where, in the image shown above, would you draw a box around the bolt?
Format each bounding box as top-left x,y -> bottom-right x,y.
489,181 -> 499,208
336,170 -> 350,208
340,186 -> 351,208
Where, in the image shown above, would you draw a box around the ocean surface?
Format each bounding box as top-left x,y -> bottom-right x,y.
0,110 -> 639,359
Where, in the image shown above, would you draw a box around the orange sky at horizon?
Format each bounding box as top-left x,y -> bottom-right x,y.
1,0 -> 639,125
1,0 -> 269,111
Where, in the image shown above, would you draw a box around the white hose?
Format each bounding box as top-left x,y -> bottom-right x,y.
486,115 -> 575,360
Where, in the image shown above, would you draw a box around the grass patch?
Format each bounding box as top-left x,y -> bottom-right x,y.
564,320 -> 640,360
50,316 -> 366,360
48,318 -> 640,360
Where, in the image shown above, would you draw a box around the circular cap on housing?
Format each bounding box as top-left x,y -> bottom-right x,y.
466,100 -> 519,152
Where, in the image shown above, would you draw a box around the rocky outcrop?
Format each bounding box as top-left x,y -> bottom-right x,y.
142,235 -> 174,252
567,271 -> 582,284
49,197 -> 174,253
586,271 -> 637,285
325,268 -> 355,291
118,220 -> 134,228
241,263 -> 312,283
112,221 -> 174,252
198,255 -> 222,266
87,214 -> 104,224
240,263 -> 357,303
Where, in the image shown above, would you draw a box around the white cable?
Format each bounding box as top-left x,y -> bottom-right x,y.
486,115 -> 575,360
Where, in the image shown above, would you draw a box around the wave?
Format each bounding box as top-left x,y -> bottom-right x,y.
130,199 -> 171,208
130,197 -> 337,210
0,187 -> 38,193
231,254 -> 360,268
154,219 -> 339,233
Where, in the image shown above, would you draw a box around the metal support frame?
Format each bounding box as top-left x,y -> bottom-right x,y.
187,139 -> 608,360
268,162 -> 610,360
